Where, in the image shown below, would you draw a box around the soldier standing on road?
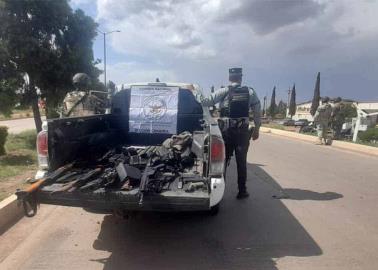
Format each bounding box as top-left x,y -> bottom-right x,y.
314,96 -> 333,145
331,97 -> 344,140
62,73 -> 106,117
199,68 -> 261,199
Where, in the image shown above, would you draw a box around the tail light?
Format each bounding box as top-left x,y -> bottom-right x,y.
209,135 -> 225,176
37,130 -> 48,169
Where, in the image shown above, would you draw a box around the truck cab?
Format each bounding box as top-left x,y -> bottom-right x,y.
33,82 -> 225,214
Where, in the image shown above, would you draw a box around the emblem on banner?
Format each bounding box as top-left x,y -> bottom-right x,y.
142,96 -> 167,120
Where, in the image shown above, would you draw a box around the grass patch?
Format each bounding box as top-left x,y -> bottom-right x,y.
0,130 -> 38,201
0,151 -> 36,178
354,140 -> 378,148
5,130 -> 37,152
0,108 -> 45,121
262,123 -> 286,130
0,109 -> 32,120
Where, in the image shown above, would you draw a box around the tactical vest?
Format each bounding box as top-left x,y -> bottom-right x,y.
63,91 -> 105,117
220,85 -> 250,118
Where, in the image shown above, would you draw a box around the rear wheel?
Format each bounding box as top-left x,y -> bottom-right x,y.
208,203 -> 220,216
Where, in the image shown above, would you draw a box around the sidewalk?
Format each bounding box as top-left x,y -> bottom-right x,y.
0,117 -> 46,134
260,127 -> 378,157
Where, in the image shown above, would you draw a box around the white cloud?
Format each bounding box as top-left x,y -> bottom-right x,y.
92,0 -> 378,100
70,0 -> 92,7
99,62 -> 178,85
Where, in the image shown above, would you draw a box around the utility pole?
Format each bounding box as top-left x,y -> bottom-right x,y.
103,32 -> 106,89
98,30 -> 121,89
263,95 -> 267,117
287,88 -> 291,118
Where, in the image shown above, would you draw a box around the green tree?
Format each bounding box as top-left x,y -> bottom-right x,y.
0,0 -> 100,129
277,100 -> 287,118
262,96 -> 267,117
310,72 -> 320,116
341,103 -> 357,119
359,128 -> 378,142
0,79 -> 20,116
289,84 -> 296,118
0,43 -> 23,116
269,86 -> 277,118
107,80 -> 116,98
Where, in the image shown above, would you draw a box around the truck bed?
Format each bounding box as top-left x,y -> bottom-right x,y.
26,86 -> 226,214
38,108 -> 212,212
37,188 -> 210,212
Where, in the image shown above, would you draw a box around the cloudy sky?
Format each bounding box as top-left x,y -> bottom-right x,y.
70,0 -> 378,102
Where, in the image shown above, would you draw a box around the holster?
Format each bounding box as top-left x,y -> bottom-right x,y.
217,118 -> 229,132
248,125 -> 255,140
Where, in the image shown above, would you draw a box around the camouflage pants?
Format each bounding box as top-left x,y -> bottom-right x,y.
317,123 -> 329,139
332,122 -> 343,139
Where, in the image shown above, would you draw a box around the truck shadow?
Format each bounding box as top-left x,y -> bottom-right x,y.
92,162 -> 332,270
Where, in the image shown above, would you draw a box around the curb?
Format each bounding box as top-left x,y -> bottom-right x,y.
260,127 -> 378,157
0,195 -> 24,234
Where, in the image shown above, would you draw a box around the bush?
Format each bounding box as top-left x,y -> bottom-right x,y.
359,128 -> 378,142
0,126 -> 9,156
5,130 -> 37,152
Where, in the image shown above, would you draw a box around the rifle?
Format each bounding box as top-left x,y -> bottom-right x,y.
78,167 -> 117,191
79,177 -> 106,191
52,167 -> 102,193
16,163 -> 74,217
138,163 -> 164,205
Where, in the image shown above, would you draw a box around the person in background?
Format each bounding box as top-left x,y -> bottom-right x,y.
331,97 -> 344,140
62,73 -> 106,117
314,96 -> 333,145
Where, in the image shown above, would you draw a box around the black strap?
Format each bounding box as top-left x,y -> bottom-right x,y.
64,92 -> 88,117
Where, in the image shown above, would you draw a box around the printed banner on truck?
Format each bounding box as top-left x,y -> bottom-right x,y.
129,85 -> 179,134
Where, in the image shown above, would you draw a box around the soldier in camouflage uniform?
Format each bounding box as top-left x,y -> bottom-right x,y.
314,96 -> 333,145
331,97 -> 344,139
62,73 -> 106,117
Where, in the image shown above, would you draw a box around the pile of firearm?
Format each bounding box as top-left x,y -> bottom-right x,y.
24,131 -> 197,197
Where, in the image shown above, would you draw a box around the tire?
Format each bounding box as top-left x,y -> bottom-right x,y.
208,204 -> 220,216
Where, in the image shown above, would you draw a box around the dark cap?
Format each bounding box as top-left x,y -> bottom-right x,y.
229,67 -> 242,76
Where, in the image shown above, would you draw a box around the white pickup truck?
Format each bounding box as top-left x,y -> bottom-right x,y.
26,82 -> 225,215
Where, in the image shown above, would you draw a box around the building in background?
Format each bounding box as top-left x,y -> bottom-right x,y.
292,101 -> 313,121
291,98 -> 361,122
354,101 -> 378,129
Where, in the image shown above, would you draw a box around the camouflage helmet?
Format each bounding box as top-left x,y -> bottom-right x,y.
72,73 -> 91,89
322,96 -> 330,103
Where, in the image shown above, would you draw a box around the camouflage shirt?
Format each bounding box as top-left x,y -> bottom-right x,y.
314,103 -> 333,124
63,91 -> 106,117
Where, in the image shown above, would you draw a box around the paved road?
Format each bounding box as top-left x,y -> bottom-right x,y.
0,117 -> 45,133
1,133 -> 378,270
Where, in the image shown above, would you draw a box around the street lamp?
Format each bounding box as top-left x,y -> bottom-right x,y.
97,30 -> 121,89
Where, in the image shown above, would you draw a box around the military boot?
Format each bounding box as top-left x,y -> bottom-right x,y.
236,188 -> 249,199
